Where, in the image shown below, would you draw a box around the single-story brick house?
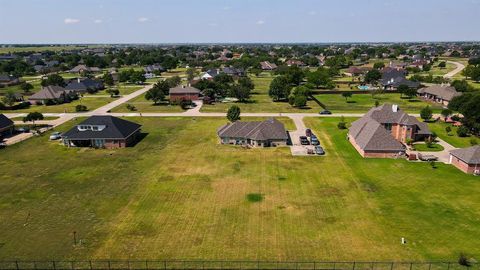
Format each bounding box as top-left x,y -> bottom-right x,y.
417,85 -> 461,106
0,114 -> 14,138
169,85 -> 201,102
260,61 -> 278,70
62,116 -> 142,149
217,118 -> 288,147
449,146 -> 480,174
28,85 -> 78,104
348,104 -> 432,158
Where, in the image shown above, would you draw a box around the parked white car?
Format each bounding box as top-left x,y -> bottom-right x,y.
49,132 -> 62,140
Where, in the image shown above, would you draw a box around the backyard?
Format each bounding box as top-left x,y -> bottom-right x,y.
0,117 -> 478,261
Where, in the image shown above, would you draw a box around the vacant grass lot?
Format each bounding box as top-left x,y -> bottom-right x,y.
201,76 -> 322,113
0,117 -> 479,261
315,93 -> 444,113
111,94 -> 185,113
0,97 -> 114,113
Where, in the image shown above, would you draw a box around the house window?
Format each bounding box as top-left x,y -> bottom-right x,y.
384,123 -> 392,131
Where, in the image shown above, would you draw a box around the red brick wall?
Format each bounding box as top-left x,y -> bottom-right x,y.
450,155 -> 480,174
170,93 -> 199,102
349,134 -> 404,158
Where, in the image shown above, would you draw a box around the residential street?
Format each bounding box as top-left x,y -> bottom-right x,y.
444,60 -> 465,79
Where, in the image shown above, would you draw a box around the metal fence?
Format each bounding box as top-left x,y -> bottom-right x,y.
0,261 -> 476,270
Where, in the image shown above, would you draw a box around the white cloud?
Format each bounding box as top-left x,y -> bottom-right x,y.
93,19 -> 103,24
256,20 -> 265,25
64,18 -> 80,24
138,17 -> 149,23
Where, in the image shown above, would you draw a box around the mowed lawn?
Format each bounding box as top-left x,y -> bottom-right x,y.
428,121 -> 479,148
111,94 -> 185,113
0,117 -> 479,261
0,96 -> 114,113
315,93 -> 444,114
201,76 -> 322,113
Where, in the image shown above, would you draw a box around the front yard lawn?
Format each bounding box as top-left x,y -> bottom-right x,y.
0,97 -> 114,113
110,94 -> 185,113
0,117 -> 479,261
314,93 -> 444,113
428,121 -> 479,148
412,143 -> 445,152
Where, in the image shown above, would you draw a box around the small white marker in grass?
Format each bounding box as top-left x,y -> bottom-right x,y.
401,237 -> 407,244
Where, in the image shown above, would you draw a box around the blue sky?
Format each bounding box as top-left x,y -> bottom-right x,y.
0,0 -> 479,43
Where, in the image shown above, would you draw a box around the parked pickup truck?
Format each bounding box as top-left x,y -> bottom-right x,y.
418,153 -> 438,161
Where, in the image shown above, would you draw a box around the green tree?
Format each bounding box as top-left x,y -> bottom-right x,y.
2,91 -> 17,107
397,84 -> 409,98
404,87 -> 418,100
269,75 -> 291,101
227,105 -> 241,122
23,112 -> 44,127
106,88 -> 120,97
457,126 -> 469,137
373,62 -> 385,70
441,109 -> 452,120
41,74 -> 65,87
186,68 -> 197,82
75,105 -> 88,112
103,73 -> 114,86
238,77 -> 254,91
364,69 -> 382,84
342,92 -> 352,102
420,106 -> 433,122
229,84 -> 251,102
145,82 -> 165,104
438,61 -> 446,68
293,94 -> 307,108
21,82 -> 34,93
445,126 -> 452,134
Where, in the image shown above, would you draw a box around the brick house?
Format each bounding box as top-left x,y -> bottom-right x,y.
348,104 -> 432,158
449,146 -> 480,174
62,116 -> 141,149
0,114 -> 14,138
169,86 -> 201,103
217,118 -> 288,147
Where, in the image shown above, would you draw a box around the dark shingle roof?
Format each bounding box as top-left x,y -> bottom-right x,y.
62,116 -> 141,140
217,118 -> 288,141
0,114 -> 14,129
450,146 -> 480,165
349,104 -> 431,152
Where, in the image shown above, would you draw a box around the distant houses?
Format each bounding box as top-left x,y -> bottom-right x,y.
285,59 -> 305,67
217,118 -> 288,147
169,85 -> 201,102
200,67 -> 245,80
417,85 -> 461,106
69,65 -> 101,74
0,74 -> 20,86
449,146 -> 480,174
348,104 -> 432,158
260,61 -> 278,70
65,78 -> 104,94
62,116 -> 142,149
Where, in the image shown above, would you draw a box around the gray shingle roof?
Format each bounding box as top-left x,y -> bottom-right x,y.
450,146 -> 480,165
217,118 -> 288,141
0,114 -> 14,130
29,86 -> 67,100
417,85 -> 462,101
169,86 -> 201,94
62,116 -> 141,140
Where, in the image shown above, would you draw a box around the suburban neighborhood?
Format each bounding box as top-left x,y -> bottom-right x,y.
1,0 -> 480,269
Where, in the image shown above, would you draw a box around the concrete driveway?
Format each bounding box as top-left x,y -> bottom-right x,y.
410,138 -> 457,163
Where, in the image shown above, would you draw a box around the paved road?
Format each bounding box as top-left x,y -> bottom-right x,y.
444,61 -> 465,79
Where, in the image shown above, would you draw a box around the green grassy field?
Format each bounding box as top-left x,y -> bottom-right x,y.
201,76 -> 322,113
110,94 -> 185,113
315,93 -> 444,113
0,117 -> 479,261
0,97 -> 114,113
0,45 -> 108,54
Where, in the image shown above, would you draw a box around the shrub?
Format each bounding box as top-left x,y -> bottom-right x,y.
457,126 -> 469,137
470,138 -> 478,146
337,122 -> 347,130
126,104 -> 137,111
227,105 -> 241,122
75,105 -> 88,112
458,253 -> 472,267
246,193 -> 263,202
445,126 -> 452,134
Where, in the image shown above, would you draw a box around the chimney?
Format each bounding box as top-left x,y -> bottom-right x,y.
182,85 -> 185,88
392,104 -> 398,112
77,78 -> 81,83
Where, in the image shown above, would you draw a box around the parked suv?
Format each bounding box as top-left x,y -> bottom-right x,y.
311,135 -> 320,145
305,128 -> 312,137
